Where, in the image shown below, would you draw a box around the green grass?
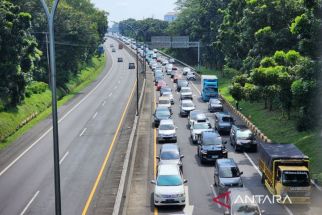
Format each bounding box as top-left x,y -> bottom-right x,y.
0,55 -> 106,150
197,67 -> 322,181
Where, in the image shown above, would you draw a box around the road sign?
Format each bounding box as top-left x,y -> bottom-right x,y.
172,36 -> 189,48
150,36 -> 171,48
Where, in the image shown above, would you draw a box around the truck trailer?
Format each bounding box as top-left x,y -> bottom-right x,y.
201,75 -> 218,101
258,142 -> 311,204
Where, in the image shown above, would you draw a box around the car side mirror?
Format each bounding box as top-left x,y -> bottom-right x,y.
151,180 -> 156,184
156,156 -> 160,160
183,179 -> 188,184
180,155 -> 184,159
240,171 -> 243,176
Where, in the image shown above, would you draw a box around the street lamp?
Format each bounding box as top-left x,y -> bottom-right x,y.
39,1 -> 61,215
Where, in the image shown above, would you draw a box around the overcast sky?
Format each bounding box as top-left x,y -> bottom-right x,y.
91,0 -> 177,26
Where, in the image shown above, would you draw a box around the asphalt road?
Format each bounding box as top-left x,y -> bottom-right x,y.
151,61 -> 322,215
0,38 -> 137,215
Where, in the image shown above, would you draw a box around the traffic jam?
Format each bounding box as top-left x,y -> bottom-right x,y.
146,49 -> 312,214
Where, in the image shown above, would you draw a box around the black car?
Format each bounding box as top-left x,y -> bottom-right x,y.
153,106 -> 171,127
176,79 -> 189,92
230,125 -> 257,152
197,131 -> 227,164
214,112 -> 235,134
208,98 -> 223,112
117,57 -> 123,62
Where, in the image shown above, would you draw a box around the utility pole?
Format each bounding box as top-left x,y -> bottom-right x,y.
39,1 -> 62,214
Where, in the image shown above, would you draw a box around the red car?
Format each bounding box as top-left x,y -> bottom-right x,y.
157,80 -> 167,91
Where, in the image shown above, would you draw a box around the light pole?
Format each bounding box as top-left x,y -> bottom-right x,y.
39,1 -> 62,215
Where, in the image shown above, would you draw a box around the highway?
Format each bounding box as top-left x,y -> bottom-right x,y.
149,59 -> 322,215
0,38 -> 137,215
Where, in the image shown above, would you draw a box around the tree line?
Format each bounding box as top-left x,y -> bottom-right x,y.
0,0 -> 108,109
119,0 -> 322,130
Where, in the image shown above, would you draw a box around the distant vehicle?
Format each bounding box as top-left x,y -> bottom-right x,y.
153,48 -> 158,53
208,98 -> 223,112
183,67 -> 191,75
110,44 -> 114,47
151,164 -> 187,206
177,79 -> 189,92
258,142 -> 311,204
186,72 -> 196,81
180,87 -> 193,100
156,80 -> 167,91
170,69 -> 177,78
169,58 -> 175,63
162,91 -> 174,105
197,131 -> 227,163
166,64 -> 173,75
112,48 -> 116,52
117,57 -> 123,62
128,63 -> 135,69
160,87 -> 171,96
162,59 -> 169,66
201,75 -> 219,101
118,43 -> 123,49
214,158 -> 243,194
214,112 -> 234,134
224,188 -> 264,215
154,76 -> 163,86
152,62 -> 158,71
188,110 -> 208,128
157,144 -> 184,170
190,121 -> 212,144
153,106 -> 171,127
157,119 -> 177,143
230,125 -> 257,152
173,73 -> 182,83
180,99 -> 195,117
158,96 -> 172,113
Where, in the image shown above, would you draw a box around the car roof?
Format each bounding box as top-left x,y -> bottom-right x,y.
159,96 -> 170,101
158,164 -> 180,175
161,144 -> 179,152
160,119 -> 174,125
195,113 -> 207,120
182,99 -> 193,104
216,158 -> 237,167
181,87 -> 191,90
202,130 -> 220,138
190,110 -> 203,116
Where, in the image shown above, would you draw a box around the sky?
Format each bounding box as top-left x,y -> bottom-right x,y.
91,0 -> 177,26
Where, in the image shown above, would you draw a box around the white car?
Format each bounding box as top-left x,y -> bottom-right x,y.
158,96 -> 172,113
180,87 -> 193,100
166,64 -> 173,75
157,119 -> 177,143
162,91 -> 174,104
190,121 -> 213,144
151,164 -> 187,206
187,72 -> 196,80
180,99 -> 195,117
169,58 -> 175,63
183,67 -> 191,75
152,62 -> 158,71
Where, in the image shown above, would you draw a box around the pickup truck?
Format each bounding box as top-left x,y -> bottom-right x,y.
258,142 -> 311,204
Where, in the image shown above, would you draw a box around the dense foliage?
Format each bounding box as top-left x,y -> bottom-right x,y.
0,0 -> 108,109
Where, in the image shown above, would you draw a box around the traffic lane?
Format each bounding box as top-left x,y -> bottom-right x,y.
27,42 -> 137,214
155,71 -> 287,214
0,39 -> 131,215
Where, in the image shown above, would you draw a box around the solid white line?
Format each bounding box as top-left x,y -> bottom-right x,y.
190,81 -> 201,94
80,128 -> 87,137
20,190 -> 39,215
59,151 -> 69,165
102,101 -> 106,106
244,152 -> 262,176
92,112 -> 98,119
311,179 -> 322,191
210,184 -> 221,209
284,206 -> 294,215
0,52 -> 115,177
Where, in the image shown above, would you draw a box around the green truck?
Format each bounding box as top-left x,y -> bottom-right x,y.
258,142 -> 311,204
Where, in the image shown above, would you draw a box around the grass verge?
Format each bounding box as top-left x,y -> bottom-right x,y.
0,55 -> 106,150
198,67 -> 322,182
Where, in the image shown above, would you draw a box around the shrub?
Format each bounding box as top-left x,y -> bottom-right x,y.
25,82 -> 48,97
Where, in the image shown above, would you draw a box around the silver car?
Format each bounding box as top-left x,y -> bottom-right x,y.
180,100 -> 195,117
157,119 -> 177,143
157,144 -> 184,170
180,87 -> 193,100
190,121 -> 212,144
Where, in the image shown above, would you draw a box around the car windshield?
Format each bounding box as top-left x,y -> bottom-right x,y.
181,88 -> 191,93
156,111 -> 170,118
160,151 -> 180,160
282,171 -> 310,187
222,116 -> 233,123
237,130 -> 253,140
157,175 -> 182,186
202,135 -> 221,145
159,124 -> 174,130
219,167 -> 240,178
182,102 -> 194,107
159,100 -> 170,105
193,123 -> 211,129
232,204 -> 260,215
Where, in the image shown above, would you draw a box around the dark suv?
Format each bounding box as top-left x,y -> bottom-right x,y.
214,112 -> 235,134
230,125 -> 257,152
197,131 -> 227,164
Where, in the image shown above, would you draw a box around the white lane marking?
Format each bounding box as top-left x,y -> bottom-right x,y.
20,190 -> 40,215
108,93 -> 112,97
80,128 -> 87,137
243,152 -> 262,176
190,81 -> 201,94
102,100 -> 106,106
0,53 -> 115,177
311,179 -> 322,191
183,186 -> 194,215
59,151 -> 69,165
284,206 -> 294,215
92,112 -> 98,119
210,184 -> 221,208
